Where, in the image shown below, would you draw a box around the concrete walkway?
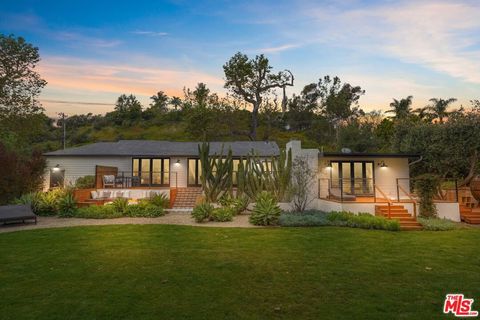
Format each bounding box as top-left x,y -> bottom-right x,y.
0,213 -> 256,234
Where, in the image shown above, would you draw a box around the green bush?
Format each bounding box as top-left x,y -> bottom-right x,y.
124,204 -> 144,217
231,196 -> 249,215
415,174 -> 440,218
279,210 -> 330,227
250,191 -> 281,226
211,207 -> 234,222
141,204 -> 165,217
112,198 -> 129,214
57,193 -> 77,217
327,211 -> 400,231
13,192 -> 41,211
37,188 -> 70,216
218,194 -> 235,207
74,175 -> 95,189
417,217 -> 460,231
76,205 -> 123,219
148,193 -> 170,208
191,202 -> 214,223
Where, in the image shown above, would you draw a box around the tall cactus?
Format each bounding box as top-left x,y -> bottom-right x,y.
198,142 -> 233,202
236,149 -> 292,202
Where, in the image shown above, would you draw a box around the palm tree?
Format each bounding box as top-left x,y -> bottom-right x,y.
385,96 -> 413,120
149,91 -> 169,113
427,98 -> 457,123
413,106 -> 430,121
170,96 -> 182,111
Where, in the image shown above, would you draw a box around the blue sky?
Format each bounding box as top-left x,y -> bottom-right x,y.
2,0 -> 480,115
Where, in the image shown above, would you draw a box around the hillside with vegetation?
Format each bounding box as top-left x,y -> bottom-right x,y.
1,33 -> 480,202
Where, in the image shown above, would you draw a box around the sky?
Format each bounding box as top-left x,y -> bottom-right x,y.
1,0 -> 480,116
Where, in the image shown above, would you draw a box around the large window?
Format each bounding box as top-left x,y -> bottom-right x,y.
132,158 -> 169,186
330,161 -> 374,195
188,158 -> 202,186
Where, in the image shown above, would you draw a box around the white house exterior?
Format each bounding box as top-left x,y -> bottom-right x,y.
43,139 -> 460,221
286,140 -> 460,221
43,140 -> 279,190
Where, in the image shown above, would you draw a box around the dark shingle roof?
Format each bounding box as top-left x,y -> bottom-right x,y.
321,152 -> 419,158
44,140 -> 280,157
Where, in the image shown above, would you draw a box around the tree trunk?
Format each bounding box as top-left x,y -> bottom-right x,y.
250,106 -> 258,140
459,150 -> 478,187
281,86 -> 287,114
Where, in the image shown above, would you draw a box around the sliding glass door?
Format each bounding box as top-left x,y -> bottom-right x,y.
188,158 -> 201,186
132,158 -> 170,186
330,161 -> 374,195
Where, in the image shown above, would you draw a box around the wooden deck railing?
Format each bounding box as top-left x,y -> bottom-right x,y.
398,184 -> 417,218
374,185 -> 392,218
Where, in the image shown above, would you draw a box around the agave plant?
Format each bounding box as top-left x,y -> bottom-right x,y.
249,191 -> 282,226
58,193 -> 78,217
191,202 -> 214,223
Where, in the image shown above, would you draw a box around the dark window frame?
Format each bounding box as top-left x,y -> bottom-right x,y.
329,160 -> 375,195
132,158 -> 170,187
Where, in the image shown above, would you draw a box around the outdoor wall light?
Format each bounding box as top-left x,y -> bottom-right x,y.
378,161 -> 388,168
174,159 -> 181,166
52,164 -> 61,172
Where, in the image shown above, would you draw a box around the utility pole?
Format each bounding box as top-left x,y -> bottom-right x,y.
58,112 -> 67,149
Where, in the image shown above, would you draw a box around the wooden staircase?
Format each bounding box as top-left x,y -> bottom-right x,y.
375,204 -> 422,231
460,205 -> 480,224
172,188 -> 202,209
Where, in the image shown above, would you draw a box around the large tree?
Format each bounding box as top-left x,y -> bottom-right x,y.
149,91 -> 169,113
427,97 -> 457,123
0,34 -> 47,117
385,96 -> 413,120
223,52 -> 293,140
110,94 -> 143,124
317,75 -> 365,122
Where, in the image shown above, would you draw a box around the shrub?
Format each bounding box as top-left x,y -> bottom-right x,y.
279,210 -> 330,227
148,193 -> 170,208
418,217 -> 460,231
231,195 -> 249,215
74,175 -> 95,189
0,142 -> 46,205
211,207 -> 234,222
112,198 -> 129,214
141,204 -> 165,217
76,205 -> 123,219
250,191 -> 281,226
191,202 -> 214,223
57,193 -> 77,217
34,188 -> 69,216
124,204 -> 144,217
415,174 -> 440,218
327,211 -> 400,231
13,192 -> 41,211
218,193 -> 235,207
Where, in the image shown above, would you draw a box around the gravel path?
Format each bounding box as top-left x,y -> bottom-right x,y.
0,213 -> 257,234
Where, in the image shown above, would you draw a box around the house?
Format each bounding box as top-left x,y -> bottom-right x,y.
43,139 -> 460,221
43,140 -> 279,207
286,140 -> 460,222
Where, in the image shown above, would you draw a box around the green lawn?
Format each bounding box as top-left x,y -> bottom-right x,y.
1,226 -> 479,319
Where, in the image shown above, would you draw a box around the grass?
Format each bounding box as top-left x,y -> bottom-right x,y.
1,225 -> 479,319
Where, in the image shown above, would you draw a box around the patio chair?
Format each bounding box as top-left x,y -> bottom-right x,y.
103,175 -> 115,188
329,187 -> 356,201
0,204 -> 37,225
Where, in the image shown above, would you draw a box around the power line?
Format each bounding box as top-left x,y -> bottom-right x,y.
41,99 -> 113,106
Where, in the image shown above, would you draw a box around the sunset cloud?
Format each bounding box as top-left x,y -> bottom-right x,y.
37,56 -> 224,115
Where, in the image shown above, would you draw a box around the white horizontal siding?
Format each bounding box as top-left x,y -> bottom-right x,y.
44,156 -> 132,189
